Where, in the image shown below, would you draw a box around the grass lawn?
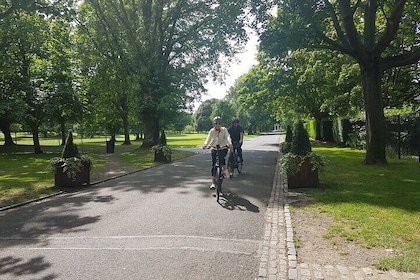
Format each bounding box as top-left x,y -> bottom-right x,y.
295,143 -> 420,272
0,133 -> 211,208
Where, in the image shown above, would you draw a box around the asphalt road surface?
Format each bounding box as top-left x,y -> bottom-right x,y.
0,133 -> 282,280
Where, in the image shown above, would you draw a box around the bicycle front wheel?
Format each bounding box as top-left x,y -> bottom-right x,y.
236,153 -> 243,173
215,167 -> 222,201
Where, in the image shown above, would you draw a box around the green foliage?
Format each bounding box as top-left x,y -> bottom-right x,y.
304,120 -> 316,139
51,131 -> 93,180
61,132 -> 79,158
279,151 -> 325,176
285,125 -> 293,142
291,121 -> 312,156
280,121 -> 324,176
50,155 -> 92,180
150,145 -> 172,158
61,132 -> 80,158
280,142 -> 291,154
193,99 -> 217,131
279,152 -> 302,175
260,0 -> 420,164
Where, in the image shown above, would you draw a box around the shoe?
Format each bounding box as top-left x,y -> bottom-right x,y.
209,184 -> 215,189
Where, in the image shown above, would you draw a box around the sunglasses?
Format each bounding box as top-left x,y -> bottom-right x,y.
214,123 -> 221,125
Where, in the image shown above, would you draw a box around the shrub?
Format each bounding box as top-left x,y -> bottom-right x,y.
62,132 -> 79,158
291,121 -> 312,156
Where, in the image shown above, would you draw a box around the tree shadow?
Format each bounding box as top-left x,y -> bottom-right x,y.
0,190 -> 115,248
0,256 -> 58,279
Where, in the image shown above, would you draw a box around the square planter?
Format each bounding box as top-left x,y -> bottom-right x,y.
54,161 -> 91,188
287,157 -> 320,188
154,151 -> 171,163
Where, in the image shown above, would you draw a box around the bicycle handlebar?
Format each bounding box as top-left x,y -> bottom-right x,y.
206,145 -> 229,150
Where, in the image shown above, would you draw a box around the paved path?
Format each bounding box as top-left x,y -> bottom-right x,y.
0,135 -> 279,280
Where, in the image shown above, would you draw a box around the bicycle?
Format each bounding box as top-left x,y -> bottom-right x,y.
209,145 -> 229,202
228,143 -> 243,177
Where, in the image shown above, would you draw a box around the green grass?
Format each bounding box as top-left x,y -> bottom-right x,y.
0,133 -> 210,208
297,145 -> 420,272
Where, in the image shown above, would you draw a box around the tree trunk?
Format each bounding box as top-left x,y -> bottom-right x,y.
141,109 -> 160,148
122,114 -> 131,145
314,115 -> 322,140
0,119 -> 16,146
30,124 -> 43,154
361,63 -> 387,165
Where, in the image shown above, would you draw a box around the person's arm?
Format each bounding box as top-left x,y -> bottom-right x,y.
202,129 -> 213,149
224,128 -> 233,151
239,127 -> 244,143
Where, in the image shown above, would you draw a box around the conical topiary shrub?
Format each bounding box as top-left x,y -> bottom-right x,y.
280,125 -> 293,154
279,121 -> 323,188
291,121 -> 312,156
62,132 -> 79,158
285,125 -> 293,143
50,131 -> 91,187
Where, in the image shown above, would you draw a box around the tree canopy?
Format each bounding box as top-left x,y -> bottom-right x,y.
260,0 -> 420,164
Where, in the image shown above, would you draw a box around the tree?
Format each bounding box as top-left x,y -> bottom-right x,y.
193,99 -> 217,131
78,0 -> 267,148
258,49 -> 361,139
43,20 -> 84,145
260,0 -> 420,164
0,12 -> 52,153
211,99 -> 235,127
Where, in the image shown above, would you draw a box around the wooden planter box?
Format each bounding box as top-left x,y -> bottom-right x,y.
154,151 -> 171,163
287,157 -> 320,188
54,161 -> 91,188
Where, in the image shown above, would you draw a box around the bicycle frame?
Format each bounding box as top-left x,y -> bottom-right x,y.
228,143 -> 242,176
210,145 -> 227,202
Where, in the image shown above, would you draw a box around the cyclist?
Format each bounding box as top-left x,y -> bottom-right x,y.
202,116 -> 233,189
228,118 -> 244,163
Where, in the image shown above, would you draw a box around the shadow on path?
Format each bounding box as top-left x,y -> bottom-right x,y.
216,189 -> 260,212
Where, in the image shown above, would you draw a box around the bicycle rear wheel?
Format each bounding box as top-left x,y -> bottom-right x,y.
228,153 -> 235,177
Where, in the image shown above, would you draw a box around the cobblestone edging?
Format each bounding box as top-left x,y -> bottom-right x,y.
258,155 -> 289,280
259,155 -> 420,280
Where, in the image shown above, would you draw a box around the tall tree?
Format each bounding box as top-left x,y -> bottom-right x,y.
44,20 -> 84,145
259,49 -> 360,138
78,0 -> 265,148
193,99 -> 217,131
260,0 -> 420,164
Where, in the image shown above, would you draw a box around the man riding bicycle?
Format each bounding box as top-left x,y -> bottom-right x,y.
202,116 -> 233,189
228,118 -> 244,163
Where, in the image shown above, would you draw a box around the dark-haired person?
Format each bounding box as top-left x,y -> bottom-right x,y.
228,118 -> 244,163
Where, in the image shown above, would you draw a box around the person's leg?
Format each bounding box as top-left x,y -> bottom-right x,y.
237,142 -> 243,162
210,150 -> 217,188
220,149 -> 230,176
